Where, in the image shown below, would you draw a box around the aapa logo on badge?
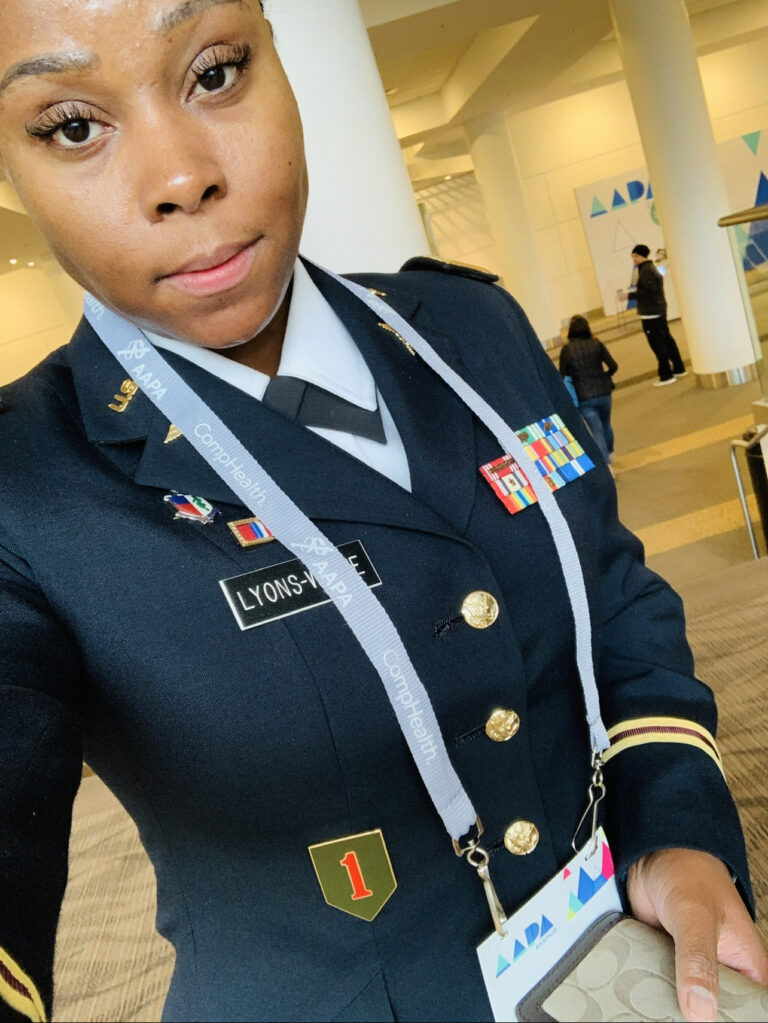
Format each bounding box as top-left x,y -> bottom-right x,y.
496,915 -> 555,978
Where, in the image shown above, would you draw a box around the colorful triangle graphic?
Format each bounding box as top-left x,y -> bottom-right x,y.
591,196 -> 607,217
612,189 -> 627,209
496,955 -> 511,978
568,891 -> 582,919
755,171 -> 768,208
743,131 -> 761,156
602,841 -> 615,880
513,939 -> 526,961
563,867 -> 572,880
540,915 -> 554,937
647,182 -> 654,200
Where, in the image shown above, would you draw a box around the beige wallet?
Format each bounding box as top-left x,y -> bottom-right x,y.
516,912 -> 768,1022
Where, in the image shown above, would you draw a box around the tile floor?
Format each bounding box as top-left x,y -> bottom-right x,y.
605,322 -> 765,598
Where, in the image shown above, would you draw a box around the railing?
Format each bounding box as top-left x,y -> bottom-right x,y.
730,425 -> 768,560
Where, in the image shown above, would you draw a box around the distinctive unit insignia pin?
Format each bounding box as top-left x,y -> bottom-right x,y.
308,829 -> 397,922
163,493 -> 220,524
227,517 -> 275,548
108,379 -> 139,413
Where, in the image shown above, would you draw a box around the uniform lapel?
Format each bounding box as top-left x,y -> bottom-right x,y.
306,263 -> 480,534
67,316 -> 462,541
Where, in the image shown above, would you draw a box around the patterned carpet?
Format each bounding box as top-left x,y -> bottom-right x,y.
52,562 -> 768,1022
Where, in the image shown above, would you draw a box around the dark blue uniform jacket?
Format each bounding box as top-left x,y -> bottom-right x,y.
0,262 -> 751,1022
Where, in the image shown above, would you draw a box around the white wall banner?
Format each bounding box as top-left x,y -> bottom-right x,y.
575,130 -> 768,317
575,170 -> 679,319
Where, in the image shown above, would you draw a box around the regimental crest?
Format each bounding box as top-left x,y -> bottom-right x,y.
163,493 -> 220,524
480,414 -> 594,516
308,829 -> 397,922
227,517 -> 275,548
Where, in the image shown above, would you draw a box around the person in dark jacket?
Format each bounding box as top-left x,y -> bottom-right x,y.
629,243 -> 687,386
559,315 -> 618,467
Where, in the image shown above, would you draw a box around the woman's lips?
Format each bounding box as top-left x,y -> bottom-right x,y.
162,240 -> 259,297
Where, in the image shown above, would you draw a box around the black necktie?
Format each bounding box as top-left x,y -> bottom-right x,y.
261,376 -> 386,444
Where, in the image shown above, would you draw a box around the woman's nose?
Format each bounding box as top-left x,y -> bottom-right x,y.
137,123 -> 227,221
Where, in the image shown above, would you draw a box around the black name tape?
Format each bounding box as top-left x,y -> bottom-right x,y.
220,540 -> 382,631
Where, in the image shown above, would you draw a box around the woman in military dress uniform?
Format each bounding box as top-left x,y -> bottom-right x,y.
0,2 -> 766,1022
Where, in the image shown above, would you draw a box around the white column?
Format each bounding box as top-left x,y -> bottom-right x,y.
610,0 -> 759,387
265,0 -> 427,273
465,115 -> 559,344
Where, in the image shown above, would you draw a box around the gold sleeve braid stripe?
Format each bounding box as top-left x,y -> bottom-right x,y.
602,716 -> 724,779
0,947 -> 46,1023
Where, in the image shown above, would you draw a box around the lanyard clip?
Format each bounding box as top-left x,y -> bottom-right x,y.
572,749 -> 606,856
452,817 -> 484,857
466,845 -> 508,938
453,819 -> 507,937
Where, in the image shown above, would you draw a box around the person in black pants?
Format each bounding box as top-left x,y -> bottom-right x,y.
629,244 -> 686,386
559,315 -> 618,469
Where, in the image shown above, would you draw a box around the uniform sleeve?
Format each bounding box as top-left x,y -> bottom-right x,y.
0,527 -> 84,1023
488,286 -> 753,909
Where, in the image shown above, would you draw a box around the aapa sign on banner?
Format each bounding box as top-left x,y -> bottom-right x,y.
575,168 -> 680,320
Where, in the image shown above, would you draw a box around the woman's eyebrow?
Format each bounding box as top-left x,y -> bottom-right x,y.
154,0 -> 247,34
0,53 -> 98,99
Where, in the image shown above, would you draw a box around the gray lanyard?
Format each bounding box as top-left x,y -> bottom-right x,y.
83,269 -> 608,852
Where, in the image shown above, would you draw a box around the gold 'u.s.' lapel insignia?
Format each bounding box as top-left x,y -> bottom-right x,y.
308,829 -> 397,921
108,379 -> 139,413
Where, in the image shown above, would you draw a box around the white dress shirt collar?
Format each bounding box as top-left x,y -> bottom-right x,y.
146,259 -> 377,410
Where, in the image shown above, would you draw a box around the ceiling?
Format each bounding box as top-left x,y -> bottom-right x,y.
360,0 -> 768,183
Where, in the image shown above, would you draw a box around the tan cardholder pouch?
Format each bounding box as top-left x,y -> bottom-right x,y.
516,912 -> 768,1022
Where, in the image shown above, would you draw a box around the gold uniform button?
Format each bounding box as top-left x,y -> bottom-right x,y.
504,820 -> 540,856
485,709 -> 521,742
461,591 -> 499,630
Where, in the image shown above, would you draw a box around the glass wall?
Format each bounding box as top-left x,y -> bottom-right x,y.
720,204 -> 768,399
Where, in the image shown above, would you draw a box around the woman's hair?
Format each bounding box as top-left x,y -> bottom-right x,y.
567,314 -> 593,341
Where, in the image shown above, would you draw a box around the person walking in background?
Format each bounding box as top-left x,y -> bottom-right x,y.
629,243 -> 687,386
559,315 -> 618,468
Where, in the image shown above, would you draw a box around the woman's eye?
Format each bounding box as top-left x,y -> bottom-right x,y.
189,44 -> 251,100
58,119 -> 97,146
192,62 -> 238,96
27,111 -> 107,149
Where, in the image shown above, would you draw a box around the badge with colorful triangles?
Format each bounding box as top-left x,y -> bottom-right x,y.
308,829 -> 397,921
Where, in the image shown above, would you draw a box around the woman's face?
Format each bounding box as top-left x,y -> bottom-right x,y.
0,0 -> 308,346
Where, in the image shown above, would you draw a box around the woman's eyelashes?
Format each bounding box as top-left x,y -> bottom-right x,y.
26,102 -> 109,149
24,41 -> 254,150
188,42 -> 252,99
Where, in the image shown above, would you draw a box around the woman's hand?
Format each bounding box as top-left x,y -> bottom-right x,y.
627,848 -> 768,1021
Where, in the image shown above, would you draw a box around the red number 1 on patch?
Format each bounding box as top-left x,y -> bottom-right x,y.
308,829 -> 397,921
340,851 -> 374,901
